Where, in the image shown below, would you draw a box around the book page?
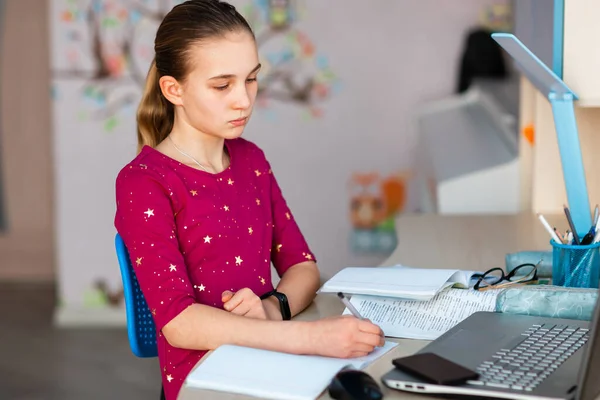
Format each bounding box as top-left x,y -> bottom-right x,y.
345,289 -> 499,340
448,270 -> 488,288
319,265 -> 460,300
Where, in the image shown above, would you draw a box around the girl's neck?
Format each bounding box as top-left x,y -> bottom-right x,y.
168,121 -> 228,173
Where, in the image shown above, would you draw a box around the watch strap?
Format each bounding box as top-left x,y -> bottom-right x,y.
260,289 -> 291,320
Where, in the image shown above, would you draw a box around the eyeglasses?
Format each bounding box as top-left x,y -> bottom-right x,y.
473,262 -> 539,291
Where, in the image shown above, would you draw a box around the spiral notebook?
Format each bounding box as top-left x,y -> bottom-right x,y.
184,341 -> 397,400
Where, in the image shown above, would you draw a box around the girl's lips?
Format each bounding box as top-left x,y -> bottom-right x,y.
229,117 -> 248,126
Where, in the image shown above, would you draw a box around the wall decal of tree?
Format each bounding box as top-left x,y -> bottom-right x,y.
52,0 -> 339,130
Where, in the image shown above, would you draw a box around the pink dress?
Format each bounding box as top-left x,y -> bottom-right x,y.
114,138 -> 316,400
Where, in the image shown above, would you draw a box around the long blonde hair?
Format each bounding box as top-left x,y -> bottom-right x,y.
136,59 -> 173,152
136,0 -> 254,152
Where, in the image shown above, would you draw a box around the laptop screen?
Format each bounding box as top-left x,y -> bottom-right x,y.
577,293 -> 600,400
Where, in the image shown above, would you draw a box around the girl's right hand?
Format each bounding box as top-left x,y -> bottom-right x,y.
308,315 -> 385,358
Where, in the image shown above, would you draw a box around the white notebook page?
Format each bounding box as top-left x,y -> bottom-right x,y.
185,341 -> 397,400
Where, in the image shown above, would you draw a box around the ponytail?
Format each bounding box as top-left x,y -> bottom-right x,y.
136,59 -> 174,153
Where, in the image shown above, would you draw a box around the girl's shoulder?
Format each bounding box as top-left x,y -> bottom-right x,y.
116,146 -> 173,188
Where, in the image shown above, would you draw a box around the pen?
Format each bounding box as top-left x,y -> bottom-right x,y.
563,205 -> 580,245
592,217 -> 600,243
554,227 -> 565,244
581,232 -> 594,245
594,205 -> 599,227
568,231 -> 574,245
593,219 -> 600,243
537,213 -> 562,244
337,292 -> 363,319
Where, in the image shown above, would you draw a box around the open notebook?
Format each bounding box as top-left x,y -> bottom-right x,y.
185,341 -> 397,400
319,265 -> 482,301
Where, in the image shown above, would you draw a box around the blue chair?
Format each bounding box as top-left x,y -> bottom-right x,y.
115,233 -> 158,358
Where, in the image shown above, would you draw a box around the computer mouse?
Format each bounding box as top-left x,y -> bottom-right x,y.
328,369 -> 384,400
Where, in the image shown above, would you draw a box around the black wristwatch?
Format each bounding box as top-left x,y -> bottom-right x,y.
260,289 -> 291,320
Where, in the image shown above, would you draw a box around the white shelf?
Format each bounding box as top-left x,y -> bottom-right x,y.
414,83 -> 520,214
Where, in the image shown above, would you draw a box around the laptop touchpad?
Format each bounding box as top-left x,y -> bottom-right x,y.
439,329 -> 506,350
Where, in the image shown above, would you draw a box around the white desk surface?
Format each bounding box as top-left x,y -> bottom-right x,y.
178,213 -> 570,400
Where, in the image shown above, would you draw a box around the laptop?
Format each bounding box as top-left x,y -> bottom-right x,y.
381,295 -> 600,400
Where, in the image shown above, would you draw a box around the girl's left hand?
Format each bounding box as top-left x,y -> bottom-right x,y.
221,288 -> 269,320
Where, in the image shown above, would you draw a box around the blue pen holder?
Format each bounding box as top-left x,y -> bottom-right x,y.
551,237 -> 600,288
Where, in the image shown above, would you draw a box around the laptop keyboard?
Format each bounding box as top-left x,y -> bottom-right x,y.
467,323 -> 589,392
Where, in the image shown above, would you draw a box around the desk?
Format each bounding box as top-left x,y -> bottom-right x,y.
178,213 -> 569,400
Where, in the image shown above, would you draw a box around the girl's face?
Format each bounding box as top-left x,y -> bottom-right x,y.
177,31 -> 260,140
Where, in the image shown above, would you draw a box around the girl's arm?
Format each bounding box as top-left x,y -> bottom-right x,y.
261,153 -> 323,317
263,261 -> 320,319
162,303 -> 384,359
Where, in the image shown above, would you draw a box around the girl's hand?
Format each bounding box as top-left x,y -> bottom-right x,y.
308,315 -> 385,358
221,288 -> 268,320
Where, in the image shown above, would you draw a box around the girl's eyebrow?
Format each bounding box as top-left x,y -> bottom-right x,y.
208,63 -> 262,80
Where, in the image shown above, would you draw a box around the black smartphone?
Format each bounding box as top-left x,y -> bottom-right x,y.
392,352 -> 479,385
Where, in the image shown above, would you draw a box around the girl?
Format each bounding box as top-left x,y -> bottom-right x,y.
114,1 -> 384,399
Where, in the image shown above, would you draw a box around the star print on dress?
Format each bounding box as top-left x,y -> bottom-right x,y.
303,252 -> 313,260
285,212 -> 291,220
223,205 -> 230,211
190,190 -> 198,196
235,256 -> 243,266
136,257 -> 143,266
248,227 -> 253,235
203,235 -> 212,243
255,199 -> 261,206
276,244 -> 282,252
227,178 -> 234,185
259,276 -> 266,285
144,208 -> 154,218
169,264 -> 177,272
166,374 -> 173,383
194,284 -> 206,291
255,169 -> 261,176
151,308 -> 156,316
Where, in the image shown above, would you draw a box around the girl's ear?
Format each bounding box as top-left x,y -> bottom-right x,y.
159,75 -> 184,106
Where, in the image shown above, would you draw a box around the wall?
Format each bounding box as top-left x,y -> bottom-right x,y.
48,0 -> 507,324
0,0 -> 54,282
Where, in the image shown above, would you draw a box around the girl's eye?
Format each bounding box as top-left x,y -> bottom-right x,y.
246,77 -> 257,83
215,84 -> 229,91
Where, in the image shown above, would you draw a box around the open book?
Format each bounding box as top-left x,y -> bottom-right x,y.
185,341 -> 398,400
319,265 -> 483,301
343,289 -> 499,340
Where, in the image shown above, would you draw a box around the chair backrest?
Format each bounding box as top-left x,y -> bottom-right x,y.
115,233 -> 158,358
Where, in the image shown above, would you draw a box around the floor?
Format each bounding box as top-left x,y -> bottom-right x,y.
0,282 -> 161,400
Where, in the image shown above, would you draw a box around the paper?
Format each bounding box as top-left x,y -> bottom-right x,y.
313,340 -> 398,369
185,341 -> 398,400
345,289 -> 499,340
319,265 -> 466,301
